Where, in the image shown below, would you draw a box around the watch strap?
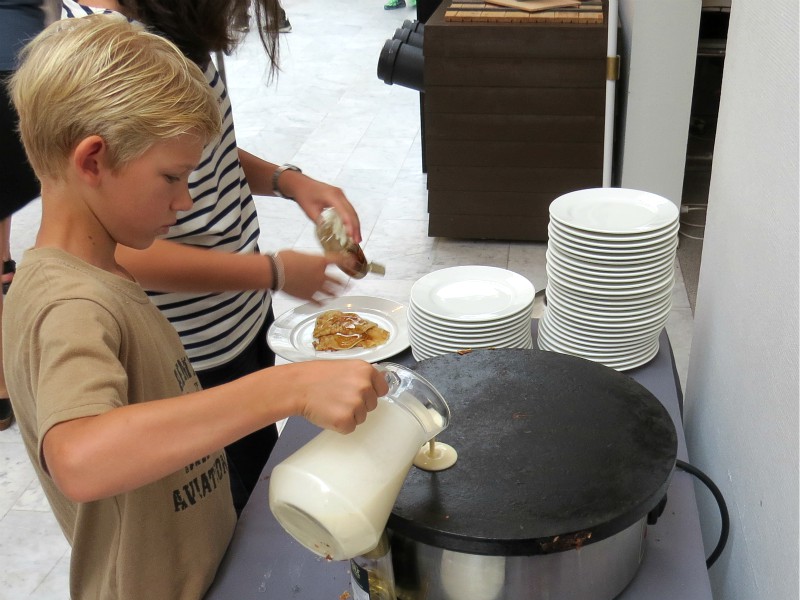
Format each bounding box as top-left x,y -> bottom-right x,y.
272,164 -> 302,200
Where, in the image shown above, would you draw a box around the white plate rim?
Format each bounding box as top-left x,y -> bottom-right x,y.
550,220 -> 680,249
409,326 -> 532,351
549,188 -> 679,234
538,317 -> 660,355
550,217 -> 680,243
546,266 -> 674,297
549,232 -> 678,257
547,239 -> 679,266
412,336 -> 534,358
541,309 -> 668,343
546,246 -> 676,277
546,279 -> 674,309
408,321 -> 533,344
537,333 -> 660,371
546,254 -> 674,287
545,290 -> 673,325
408,301 -> 534,333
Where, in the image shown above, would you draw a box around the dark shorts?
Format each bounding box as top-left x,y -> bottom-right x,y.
0,71 -> 40,221
196,305 -> 278,516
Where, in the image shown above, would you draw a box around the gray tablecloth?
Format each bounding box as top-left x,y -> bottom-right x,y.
205,324 -> 712,599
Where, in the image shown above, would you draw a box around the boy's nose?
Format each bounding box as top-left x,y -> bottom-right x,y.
175,187 -> 194,211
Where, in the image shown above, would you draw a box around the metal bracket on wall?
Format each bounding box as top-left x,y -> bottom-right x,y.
606,55 -> 620,80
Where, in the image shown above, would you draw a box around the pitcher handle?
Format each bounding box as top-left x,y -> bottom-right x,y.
374,362 -> 401,397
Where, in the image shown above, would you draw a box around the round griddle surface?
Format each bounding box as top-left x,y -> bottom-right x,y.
387,349 -> 677,555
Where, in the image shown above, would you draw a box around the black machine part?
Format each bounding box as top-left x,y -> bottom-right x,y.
388,348 -> 678,556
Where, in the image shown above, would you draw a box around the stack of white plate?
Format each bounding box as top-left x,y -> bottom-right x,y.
538,188 -> 680,371
408,266 -> 536,361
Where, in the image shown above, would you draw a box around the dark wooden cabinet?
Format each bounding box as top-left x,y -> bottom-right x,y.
422,1 -> 610,240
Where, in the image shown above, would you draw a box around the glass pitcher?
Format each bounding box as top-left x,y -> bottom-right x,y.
268,363 -> 450,561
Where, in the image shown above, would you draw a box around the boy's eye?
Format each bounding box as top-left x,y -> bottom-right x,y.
164,174 -> 180,183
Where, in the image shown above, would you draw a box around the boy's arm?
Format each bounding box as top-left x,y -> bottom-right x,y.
237,149 -> 362,243
42,360 -> 386,503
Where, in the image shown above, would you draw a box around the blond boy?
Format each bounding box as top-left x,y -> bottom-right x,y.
4,16 -> 384,600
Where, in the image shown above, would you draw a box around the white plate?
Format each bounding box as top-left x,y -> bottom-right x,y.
408,318 -> 531,344
408,301 -> 534,335
549,229 -> 678,257
549,188 -> 679,234
538,316 -> 660,355
267,296 -> 409,363
410,266 -> 535,322
548,226 -> 679,262
550,217 -> 680,243
545,289 -> 673,326
547,245 -> 675,278
409,326 -> 532,352
547,280 -> 674,314
537,332 -> 660,372
542,308 -> 668,343
550,220 -> 679,250
546,255 -> 673,288
545,306 -> 671,337
547,265 -> 674,298
548,238 -> 678,266
412,334 -> 533,359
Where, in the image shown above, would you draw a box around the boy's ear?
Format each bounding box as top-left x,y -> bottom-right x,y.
72,135 -> 110,185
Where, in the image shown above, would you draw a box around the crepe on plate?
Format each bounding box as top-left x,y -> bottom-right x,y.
312,310 -> 390,351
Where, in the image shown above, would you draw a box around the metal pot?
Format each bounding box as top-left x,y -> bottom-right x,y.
386,349 -> 677,600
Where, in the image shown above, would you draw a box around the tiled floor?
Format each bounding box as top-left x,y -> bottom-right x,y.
0,2 -> 694,598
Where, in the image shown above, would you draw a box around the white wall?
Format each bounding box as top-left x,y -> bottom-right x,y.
684,1 -> 799,599
616,0 -> 701,206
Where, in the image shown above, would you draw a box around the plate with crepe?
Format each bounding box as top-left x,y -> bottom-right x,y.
267,296 -> 409,363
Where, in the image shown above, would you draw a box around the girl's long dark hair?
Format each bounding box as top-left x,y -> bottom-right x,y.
120,0 -> 280,73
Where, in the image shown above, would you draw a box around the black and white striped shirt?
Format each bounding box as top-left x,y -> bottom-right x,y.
62,1 -> 270,371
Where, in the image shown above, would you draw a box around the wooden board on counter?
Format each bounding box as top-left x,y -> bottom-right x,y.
445,0 -> 603,23
484,0 -> 579,12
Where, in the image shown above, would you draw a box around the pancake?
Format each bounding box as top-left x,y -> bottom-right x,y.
312,310 -> 390,351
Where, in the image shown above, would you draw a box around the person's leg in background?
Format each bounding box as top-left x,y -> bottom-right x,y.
0,220 -> 11,431
385,0 -> 415,9
2,217 -> 14,294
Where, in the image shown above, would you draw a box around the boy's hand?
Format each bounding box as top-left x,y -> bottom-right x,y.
293,361 -> 388,434
277,250 -> 355,303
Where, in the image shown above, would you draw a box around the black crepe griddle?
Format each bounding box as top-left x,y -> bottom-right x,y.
387,348 -> 677,556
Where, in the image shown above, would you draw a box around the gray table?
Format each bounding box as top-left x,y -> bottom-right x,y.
205,324 -> 712,599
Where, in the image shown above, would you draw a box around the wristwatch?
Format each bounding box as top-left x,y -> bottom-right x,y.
271,164 -> 302,200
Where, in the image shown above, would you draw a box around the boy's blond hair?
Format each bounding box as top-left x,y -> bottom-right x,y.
9,15 -> 221,181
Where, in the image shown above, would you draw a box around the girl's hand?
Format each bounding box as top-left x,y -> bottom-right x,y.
277,250 -> 353,302
290,177 -> 362,244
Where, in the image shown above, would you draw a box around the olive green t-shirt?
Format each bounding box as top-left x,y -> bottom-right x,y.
3,248 -> 236,600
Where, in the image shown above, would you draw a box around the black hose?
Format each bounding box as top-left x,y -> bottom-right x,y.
676,459 -> 730,569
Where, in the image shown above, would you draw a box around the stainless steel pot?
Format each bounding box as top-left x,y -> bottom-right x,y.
390,518 -> 646,600
386,349 -> 677,600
